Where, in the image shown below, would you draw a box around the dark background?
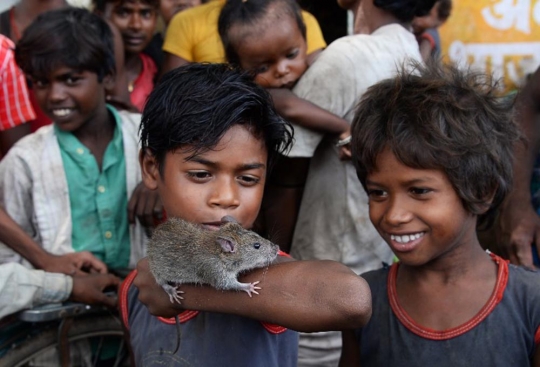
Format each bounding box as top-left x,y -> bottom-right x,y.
298,0 -> 348,44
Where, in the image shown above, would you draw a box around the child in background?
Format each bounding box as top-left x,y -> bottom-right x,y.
159,0 -> 206,25
340,62 -> 540,366
412,0 -> 452,61
120,63 -> 372,366
0,8 -> 148,270
218,0 -> 351,250
101,0 -> 159,112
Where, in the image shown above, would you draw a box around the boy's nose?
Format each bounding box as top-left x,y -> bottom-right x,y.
48,83 -> 67,103
209,179 -> 240,209
128,14 -> 142,30
383,197 -> 414,227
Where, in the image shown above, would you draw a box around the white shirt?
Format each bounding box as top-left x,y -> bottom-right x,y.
0,109 -> 147,269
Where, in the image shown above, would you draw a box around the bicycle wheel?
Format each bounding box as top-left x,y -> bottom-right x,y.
0,313 -> 129,367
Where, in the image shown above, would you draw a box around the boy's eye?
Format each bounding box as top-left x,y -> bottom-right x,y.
115,8 -> 129,17
238,175 -> 260,186
65,77 -> 81,85
410,187 -> 432,195
140,9 -> 154,18
367,189 -> 387,200
187,171 -> 211,181
286,49 -> 299,59
255,65 -> 269,74
32,79 -> 48,88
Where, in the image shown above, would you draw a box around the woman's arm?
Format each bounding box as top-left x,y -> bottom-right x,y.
133,257 -> 371,332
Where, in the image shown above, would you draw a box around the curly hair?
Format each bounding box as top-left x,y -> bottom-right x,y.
351,61 -> 521,228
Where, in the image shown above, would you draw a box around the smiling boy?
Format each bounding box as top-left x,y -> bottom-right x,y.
0,8 -> 147,270
101,0 -> 159,112
119,63 -> 372,366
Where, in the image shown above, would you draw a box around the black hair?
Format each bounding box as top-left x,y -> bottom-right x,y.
373,0 -> 438,22
15,7 -> 115,81
92,0 -> 160,13
436,0 -> 452,21
351,61 -> 521,229
218,0 -> 306,65
140,63 -> 293,175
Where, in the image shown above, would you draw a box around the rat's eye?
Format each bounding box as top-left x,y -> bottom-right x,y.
253,243 -> 261,249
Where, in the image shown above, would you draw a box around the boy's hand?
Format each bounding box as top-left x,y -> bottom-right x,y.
133,258 -> 183,318
70,273 -> 121,308
41,251 -> 108,275
337,130 -> 352,161
128,182 -> 163,228
497,200 -> 540,269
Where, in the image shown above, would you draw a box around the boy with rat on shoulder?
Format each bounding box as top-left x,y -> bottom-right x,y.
119,63 -> 372,366
339,62 -> 540,367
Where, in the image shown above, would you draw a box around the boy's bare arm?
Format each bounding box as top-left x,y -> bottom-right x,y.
339,330 -> 362,367
133,257 -> 372,332
533,345 -> 540,367
0,208 -> 107,275
269,88 -> 350,137
497,68 -> 540,267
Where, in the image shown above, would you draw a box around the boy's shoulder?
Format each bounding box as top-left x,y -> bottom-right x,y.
507,263 -> 540,298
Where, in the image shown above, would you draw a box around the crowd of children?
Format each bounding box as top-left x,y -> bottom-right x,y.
0,0 -> 539,366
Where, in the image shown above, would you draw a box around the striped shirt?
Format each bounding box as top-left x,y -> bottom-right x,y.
0,35 -> 35,131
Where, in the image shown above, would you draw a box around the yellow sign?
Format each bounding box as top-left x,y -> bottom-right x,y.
440,0 -> 540,91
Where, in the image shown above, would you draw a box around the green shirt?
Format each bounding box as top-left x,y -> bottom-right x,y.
56,106 -> 130,269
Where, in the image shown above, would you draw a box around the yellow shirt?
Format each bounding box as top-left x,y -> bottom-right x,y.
163,0 -> 327,63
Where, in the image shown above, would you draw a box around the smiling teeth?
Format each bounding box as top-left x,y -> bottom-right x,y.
52,109 -> 72,117
390,232 -> 424,244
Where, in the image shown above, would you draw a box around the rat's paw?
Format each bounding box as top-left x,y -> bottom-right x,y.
241,281 -> 261,298
162,284 -> 184,304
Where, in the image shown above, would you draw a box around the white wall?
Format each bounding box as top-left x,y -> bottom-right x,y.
0,0 -> 18,13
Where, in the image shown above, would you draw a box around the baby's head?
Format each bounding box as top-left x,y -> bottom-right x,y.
139,63 -> 293,229
351,61 -> 520,229
218,0 -> 307,89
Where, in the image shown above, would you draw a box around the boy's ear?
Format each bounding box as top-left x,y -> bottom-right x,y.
139,148 -> 159,190
103,74 -> 115,93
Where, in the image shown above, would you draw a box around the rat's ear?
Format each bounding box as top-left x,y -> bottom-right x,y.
216,237 -> 236,253
140,148 -> 159,190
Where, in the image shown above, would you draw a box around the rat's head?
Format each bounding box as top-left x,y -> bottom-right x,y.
15,8 -> 115,133
218,0 -> 307,89
351,62 -> 519,266
215,216 -> 279,271
140,63 -> 293,230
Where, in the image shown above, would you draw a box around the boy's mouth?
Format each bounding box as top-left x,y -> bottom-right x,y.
201,221 -> 225,231
51,108 -> 74,118
387,231 -> 425,252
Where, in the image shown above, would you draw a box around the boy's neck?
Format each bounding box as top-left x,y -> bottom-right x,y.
400,236 -> 494,284
73,105 -> 115,146
14,0 -> 68,34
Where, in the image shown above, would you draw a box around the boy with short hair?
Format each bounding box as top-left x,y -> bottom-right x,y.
0,8 -> 147,270
119,63 -> 373,366
100,0 -> 160,111
339,62 -> 540,366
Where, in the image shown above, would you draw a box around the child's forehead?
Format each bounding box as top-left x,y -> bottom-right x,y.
30,64 -> 89,79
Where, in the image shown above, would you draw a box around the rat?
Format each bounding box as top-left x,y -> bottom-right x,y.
147,215 -> 280,353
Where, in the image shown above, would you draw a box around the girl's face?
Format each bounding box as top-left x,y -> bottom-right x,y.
233,16 -> 308,89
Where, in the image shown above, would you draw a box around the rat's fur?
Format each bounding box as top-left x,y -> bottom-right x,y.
147,217 -> 279,299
